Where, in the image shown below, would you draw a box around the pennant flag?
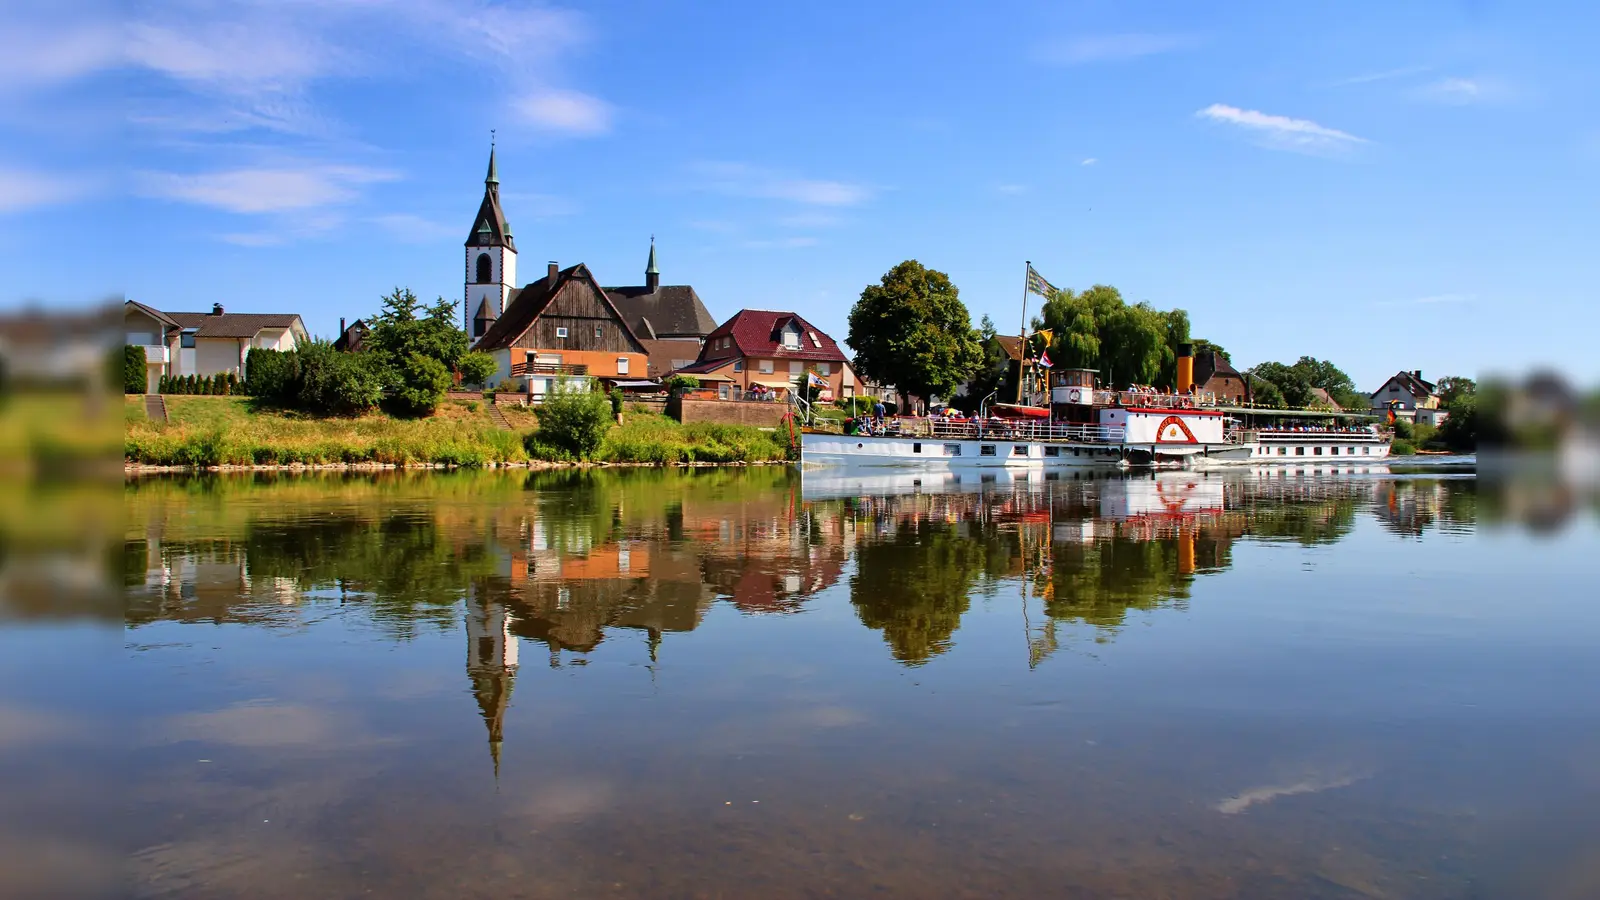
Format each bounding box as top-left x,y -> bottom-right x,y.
1038,350 -> 1054,369
1026,264 -> 1057,298
1034,328 -> 1053,345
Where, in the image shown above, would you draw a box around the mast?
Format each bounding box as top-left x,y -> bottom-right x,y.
1016,260 -> 1031,403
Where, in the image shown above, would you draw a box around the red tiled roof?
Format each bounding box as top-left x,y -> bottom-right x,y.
703,310 -> 848,363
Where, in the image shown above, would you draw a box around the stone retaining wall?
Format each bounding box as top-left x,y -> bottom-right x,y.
670,397 -> 788,427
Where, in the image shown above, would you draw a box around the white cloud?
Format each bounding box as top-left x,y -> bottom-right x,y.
126,22 -> 333,90
1410,76 -> 1507,105
1080,157 -> 1098,166
0,168 -> 91,214
1324,65 -> 1433,88
513,89 -> 612,136
370,213 -> 459,243
1196,103 -> 1367,154
693,163 -> 872,207
0,22 -> 122,91
1034,33 -> 1200,65
137,165 -> 398,213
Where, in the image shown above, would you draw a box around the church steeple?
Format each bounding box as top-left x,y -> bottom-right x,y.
485,143 -> 499,187
464,136 -> 518,340
644,236 -> 660,293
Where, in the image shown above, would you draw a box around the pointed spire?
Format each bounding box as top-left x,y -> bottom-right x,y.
485,141 -> 499,187
645,235 -> 660,292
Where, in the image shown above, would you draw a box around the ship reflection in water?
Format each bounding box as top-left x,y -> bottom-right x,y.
3,465 -> 1596,898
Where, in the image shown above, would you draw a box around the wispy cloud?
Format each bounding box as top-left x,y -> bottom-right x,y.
692,162 -> 872,207
1323,65 -> 1433,88
0,22 -> 121,92
136,165 -> 398,213
1196,104 -> 1368,155
1080,157 -> 1098,166
995,183 -> 1028,196
1409,76 -> 1508,105
777,210 -> 843,228
0,168 -> 93,214
1034,32 -> 1201,65
512,89 -> 612,136
370,213 -> 459,243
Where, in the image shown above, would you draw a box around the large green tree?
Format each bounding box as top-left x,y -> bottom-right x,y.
365,287 -> 471,415
847,260 -> 984,407
1033,284 -> 1188,388
1246,356 -> 1362,410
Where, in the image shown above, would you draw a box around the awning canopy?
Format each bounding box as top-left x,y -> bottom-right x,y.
609,380 -> 662,389
992,403 -> 1050,419
681,372 -> 734,382
749,379 -> 795,390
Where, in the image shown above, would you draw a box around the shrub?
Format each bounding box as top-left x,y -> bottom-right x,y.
610,388 -> 624,417
1392,417 -> 1414,440
457,351 -> 498,387
664,374 -> 700,396
1390,438 -> 1417,456
494,377 -> 518,394
392,351 -> 452,417
297,340 -> 384,416
122,345 -> 146,393
533,386 -> 612,459
245,348 -> 299,402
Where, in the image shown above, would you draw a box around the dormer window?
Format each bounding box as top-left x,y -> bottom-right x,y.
781,329 -> 800,350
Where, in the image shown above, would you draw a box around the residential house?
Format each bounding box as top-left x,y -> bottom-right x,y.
471,262 -> 649,399
603,239 -> 718,379
673,310 -> 855,402
332,318 -> 369,352
1370,369 -> 1447,425
1193,349 -> 1251,404
124,300 -> 308,392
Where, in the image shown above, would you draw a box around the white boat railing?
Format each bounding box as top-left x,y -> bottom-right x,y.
864,418 -> 1128,444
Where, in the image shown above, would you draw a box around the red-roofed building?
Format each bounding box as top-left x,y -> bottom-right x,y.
675,310 -> 857,401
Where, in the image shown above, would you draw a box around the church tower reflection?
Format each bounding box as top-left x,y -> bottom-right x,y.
464,591 -> 518,777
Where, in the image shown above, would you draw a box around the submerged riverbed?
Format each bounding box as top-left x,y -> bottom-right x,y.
4,465 -> 1599,898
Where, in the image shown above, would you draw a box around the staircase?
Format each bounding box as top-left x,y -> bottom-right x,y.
144,394 -> 168,424
487,404 -> 511,430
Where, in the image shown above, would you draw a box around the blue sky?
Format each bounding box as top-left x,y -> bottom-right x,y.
3,0 -> 1597,389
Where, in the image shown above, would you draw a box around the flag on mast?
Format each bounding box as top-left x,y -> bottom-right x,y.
1038,350 -> 1054,369
1025,264 -> 1057,298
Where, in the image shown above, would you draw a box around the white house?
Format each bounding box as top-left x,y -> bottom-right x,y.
1369,369 -> 1449,426
125,300 -> 308,392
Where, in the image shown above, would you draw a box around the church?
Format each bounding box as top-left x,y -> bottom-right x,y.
461,146 -> 716,394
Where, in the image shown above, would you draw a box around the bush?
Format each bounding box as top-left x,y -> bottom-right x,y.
122,345 -> 146,393
457,351 -> 498,387
533,386 -> 612,460
610,388 -> 624,417
392,351 -> 453,417
1390,438 -> 1417,456
494,377 -> 518,394
245,348 -> 299,402
1392,417 -> 1414,440
664,374 -> 700,396
297,340 -> 384,416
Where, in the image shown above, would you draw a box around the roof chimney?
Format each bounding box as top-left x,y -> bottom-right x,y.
340,317 -> 346,334
547,261 -> 559,283
211,303 -> 224,316
1414,369 -> 1423,381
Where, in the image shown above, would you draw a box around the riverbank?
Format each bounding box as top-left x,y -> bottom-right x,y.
124,396 -> 792,469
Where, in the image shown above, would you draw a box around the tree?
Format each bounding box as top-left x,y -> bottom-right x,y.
663,374 -> 700,396
533,385 -> 612,459
1436,376 -> 1476,407
366,288 -> 471,415
847,260 -> 984,408
121,345 -> 146,394
955,315 -> 1015,411
457,351 -> 498,387
1288,356 -> 1362,409
1033,285 -> 1175,388
1244,373 -> 1287,408
1192,339 -> 1229,362
1247,361 -> 1315,408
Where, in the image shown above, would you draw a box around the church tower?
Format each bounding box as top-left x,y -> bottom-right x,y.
465,143 -> 517,343
465,588 -> 519,778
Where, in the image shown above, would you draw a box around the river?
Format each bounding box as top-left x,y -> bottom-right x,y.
3,463 -> 1599,898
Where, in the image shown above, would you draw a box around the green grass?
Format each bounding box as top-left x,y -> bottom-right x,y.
125,397 -> 791,467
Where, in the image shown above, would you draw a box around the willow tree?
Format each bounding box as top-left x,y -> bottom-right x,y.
1032,284 -> 1192,389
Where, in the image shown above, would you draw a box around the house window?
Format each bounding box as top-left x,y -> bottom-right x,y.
733,361 -> 744,372
556,326 -> 569,338
817,362 -> 830,376
718,384 -> 731,400
980,445 -> 996,456
782,330 -> 800,350
809,332 -> 821,348
617,357 -> 630,375
789,361 -> 803,375
594,325 -> 603,338
474,318 -> 486,338
759,360 -> 774,374
180,330 -> 196,348
476,253 -> 492,284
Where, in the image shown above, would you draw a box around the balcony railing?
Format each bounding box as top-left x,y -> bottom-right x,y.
511,362 -> 588,377
142,345 -> 169,363
838,417 -> 1128,444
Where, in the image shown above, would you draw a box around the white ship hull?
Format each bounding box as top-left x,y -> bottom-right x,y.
800,433 -> 1255,470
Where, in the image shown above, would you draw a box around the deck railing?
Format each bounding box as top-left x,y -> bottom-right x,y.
511,362 -> 589,377
855,418 -> 1127,444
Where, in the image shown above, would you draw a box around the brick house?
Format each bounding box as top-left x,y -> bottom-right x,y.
472,262 -> 649,399
1193,349 -> 1250,404
672,310 -> 856,402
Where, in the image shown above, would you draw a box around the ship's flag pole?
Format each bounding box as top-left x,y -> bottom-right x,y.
1017,261 -> 1031,403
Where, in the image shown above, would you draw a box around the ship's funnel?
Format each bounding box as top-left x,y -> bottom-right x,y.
1177,343 -> 1194,394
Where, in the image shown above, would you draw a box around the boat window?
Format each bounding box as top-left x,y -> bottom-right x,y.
1362,447 -> 1370,455
1314,447 -> 1323,456
1295,446 -> 1305,455
1044,446 -> 1059,457
1277,446 -> 1286,455
980,474 -> 996,484
980,445 -> 996,456
912,443 -> 922,454
1012,445 -> 1028,456
944,444 -> 961,456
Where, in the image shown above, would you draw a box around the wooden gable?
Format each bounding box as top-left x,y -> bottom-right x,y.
511,269 -> 648,355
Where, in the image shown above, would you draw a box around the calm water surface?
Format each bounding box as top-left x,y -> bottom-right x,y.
3,465 -> 1599,899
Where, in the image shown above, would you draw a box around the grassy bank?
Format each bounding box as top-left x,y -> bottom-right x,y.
125,397 -> 790,467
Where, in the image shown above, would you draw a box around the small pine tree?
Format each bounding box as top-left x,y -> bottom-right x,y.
185,374 -> 197,393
